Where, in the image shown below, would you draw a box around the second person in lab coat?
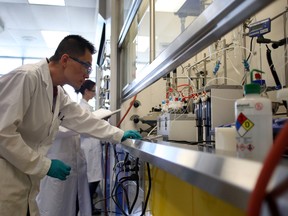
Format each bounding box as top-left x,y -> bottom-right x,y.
37,126 -> 91,216
76,80 -> 104,215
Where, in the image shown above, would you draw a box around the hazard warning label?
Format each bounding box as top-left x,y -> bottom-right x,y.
236,112 -> 254,137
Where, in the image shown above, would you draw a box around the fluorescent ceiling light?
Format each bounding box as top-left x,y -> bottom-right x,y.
28,0 -> 65,6
155,0 -> 185,12
41,31 -> 69,48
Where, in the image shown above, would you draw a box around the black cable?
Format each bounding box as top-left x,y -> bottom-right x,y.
127,158 -> 139,214
111,150 -> 131,202
107,144 -> 123,215
115,181 -> 130,214
116,164 -> 140,214
111,156 -> 141,215
246,37 -> 254,61
123,152 -> 129,165
272,37 -> 288,49
111,174 -> 121,197
266,45 -> 287,109
140,162 -> 152,216
115,178 -> 137,214
111,153 -> 129,216
111,151 -> 148,215
111,168 -> 125,199
94,191 -> 122,205
112,144 -> 120,163
112,181 -> 129,216
94,191 -> 128,215
195,140 -> 215,143
129,179 -> 139,214
113,175 -> 138,215
266,45 -> 282,88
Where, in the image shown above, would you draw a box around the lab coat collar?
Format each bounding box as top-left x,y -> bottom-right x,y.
38,59 -> 55,111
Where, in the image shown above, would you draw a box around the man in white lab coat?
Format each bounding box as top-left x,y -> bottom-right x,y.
0,35 -> 141,216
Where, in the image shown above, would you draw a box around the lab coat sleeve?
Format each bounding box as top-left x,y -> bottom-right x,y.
0,70 -> 51,178
92,109 -> 112,119
55,126 -> 79,139
58,90 -> 124,143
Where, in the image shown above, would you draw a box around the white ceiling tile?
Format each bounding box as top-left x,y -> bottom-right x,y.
0,3 -> 37,29
0,0 -> 27,3
0,0 -> 98,58
7,29 -> 45,46
68,7 -> 96,32
65,0 -> 97,8
30,5 -> 70,31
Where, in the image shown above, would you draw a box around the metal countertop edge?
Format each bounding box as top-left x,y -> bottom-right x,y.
119,139 -> 288,211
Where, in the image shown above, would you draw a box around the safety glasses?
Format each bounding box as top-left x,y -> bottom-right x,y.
69,56 -> 92,75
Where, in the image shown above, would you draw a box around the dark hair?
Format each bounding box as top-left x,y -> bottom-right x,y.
75,79 -> 96,95
49,35 -> 96,62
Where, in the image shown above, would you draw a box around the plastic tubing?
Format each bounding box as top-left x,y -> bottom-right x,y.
180,44 -> 255,97
177,83 -> 193,89
247,122 -> 288,216
116,95 -> 137,128
227,55 -> 242,76
185,44 -> 255,73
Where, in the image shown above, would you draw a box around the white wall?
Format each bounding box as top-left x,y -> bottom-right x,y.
118,0 -> 287,131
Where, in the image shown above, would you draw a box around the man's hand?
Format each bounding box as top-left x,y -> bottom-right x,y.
47,159 -> 71,180
121,130 -> 142,142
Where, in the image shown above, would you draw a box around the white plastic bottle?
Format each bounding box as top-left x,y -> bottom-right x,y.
235,83 -> 273,161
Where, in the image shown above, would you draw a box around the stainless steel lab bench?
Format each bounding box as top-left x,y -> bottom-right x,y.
119,139 -> 288,213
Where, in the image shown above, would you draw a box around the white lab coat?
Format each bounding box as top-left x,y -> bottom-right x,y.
0,59 -> 124,216
79,99 -> 103,183
36,127 -> 91,216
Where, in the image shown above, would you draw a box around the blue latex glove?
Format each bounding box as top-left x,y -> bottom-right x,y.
47,159 -> 71,181
121,130 -> 142,142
